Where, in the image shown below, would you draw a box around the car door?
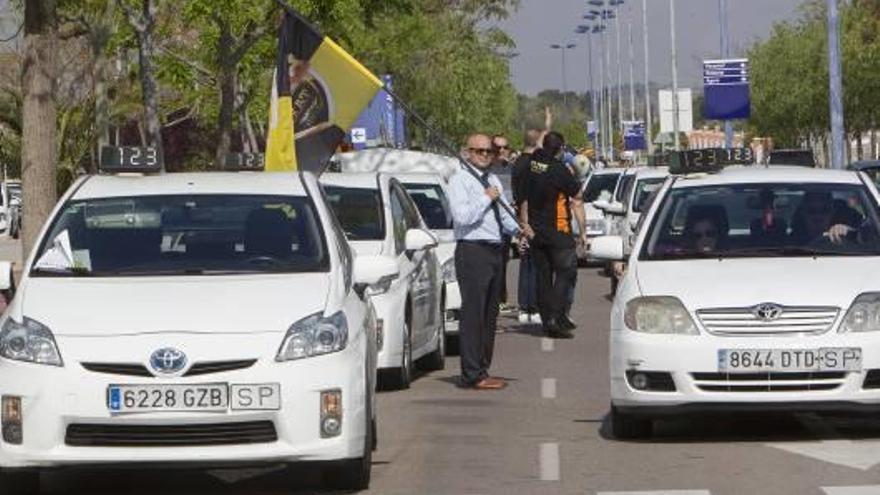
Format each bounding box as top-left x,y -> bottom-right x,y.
387,183 -> 420,337
392,183 -> 437,353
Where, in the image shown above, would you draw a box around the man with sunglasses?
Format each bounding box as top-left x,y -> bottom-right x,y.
448,133 -> 531,390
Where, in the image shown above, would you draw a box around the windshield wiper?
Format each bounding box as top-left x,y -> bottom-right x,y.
719,246 -> 875,258
31,266 -> 93,277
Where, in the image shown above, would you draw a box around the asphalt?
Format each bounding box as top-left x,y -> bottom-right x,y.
4,236 -> 880,495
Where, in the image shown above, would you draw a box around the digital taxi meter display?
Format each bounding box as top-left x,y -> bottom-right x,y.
668,147 -> 755,175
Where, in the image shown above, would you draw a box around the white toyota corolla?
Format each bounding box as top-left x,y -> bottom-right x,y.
0,170 -> 395,492
593,163 -> 880,439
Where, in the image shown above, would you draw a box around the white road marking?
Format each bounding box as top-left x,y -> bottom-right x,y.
539,442 -> 560,481
597,491 -> 711,495
823,487 -> 880,495
767,414 -> 880,470
541,338 -> 555,352
541,378 -> 557,399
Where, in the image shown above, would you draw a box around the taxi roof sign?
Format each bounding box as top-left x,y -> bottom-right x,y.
668,147 -> 755,175
223,152 -> 265,171
99,146 -> 162,173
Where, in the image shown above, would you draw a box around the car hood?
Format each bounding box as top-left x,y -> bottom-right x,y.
19,274 -> 331,336
635,257 -> 880,310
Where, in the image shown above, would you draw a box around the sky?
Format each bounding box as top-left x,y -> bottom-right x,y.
494,0 -> 807,95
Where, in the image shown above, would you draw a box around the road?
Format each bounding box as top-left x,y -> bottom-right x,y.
3,236 -> 880,494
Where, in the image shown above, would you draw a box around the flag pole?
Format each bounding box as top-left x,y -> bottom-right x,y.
382,85 -> 521,226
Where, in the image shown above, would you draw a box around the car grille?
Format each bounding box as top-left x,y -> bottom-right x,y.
80,359 -> 257,378
691,371 -> 846,392
65,421 -> 277,447
696,306 -> 839,336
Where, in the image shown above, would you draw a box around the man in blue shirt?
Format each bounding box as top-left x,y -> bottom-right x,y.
448,133 -> 531,390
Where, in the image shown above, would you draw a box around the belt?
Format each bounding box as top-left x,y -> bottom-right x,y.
458,239 -> 503,248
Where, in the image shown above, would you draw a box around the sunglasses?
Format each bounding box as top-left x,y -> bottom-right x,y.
469,148 -> 497,157
493,144 -> 511,151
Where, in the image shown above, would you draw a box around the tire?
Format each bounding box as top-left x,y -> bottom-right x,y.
420,299 -> 446,371
0,469 -> 39,494
383,323 -> 412,390
610,406 -> 653,440
324,375 -> 373,491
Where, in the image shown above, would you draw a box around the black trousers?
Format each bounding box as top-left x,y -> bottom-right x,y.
531,243 -> 577,328
455,241 -> 503,385
499,235 -> 511,303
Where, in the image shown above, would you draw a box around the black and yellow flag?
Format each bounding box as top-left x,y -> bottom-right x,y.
266,10 -> 384,172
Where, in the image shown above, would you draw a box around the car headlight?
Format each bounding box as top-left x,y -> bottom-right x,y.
0,317 -> 63,366
624,297 -> 699,335
841,293 -> 880,333
276,311 -> 348,361
441,258 -> 456,284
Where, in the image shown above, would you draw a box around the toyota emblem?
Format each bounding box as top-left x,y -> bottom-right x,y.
149,348 -> 188,375
752,303 -> 784,322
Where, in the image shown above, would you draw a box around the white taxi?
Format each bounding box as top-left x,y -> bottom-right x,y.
0,168 -> 394,492
593,159 -> 880,439
395,173 -> 462,339
320,173 -> 444,390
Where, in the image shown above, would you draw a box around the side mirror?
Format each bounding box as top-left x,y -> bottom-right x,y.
593,199 -> 610,211
590,235 -> 625,261
353,255 -> 399,297
405,228 -> 438,252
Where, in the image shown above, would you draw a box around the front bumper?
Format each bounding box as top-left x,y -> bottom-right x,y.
610,329 -> 880,413
0,332 -> 368,468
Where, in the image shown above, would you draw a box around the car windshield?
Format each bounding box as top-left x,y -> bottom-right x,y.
632,178 -> 666,213
403,182 -> 453,230
323,186 -> 385,240
583,173 -> 620,203
641,183 -> 880,260
31,195 -> 328,277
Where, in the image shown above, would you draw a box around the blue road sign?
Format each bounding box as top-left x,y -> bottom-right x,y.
623,121 -> 647,151
351,74 -> 408,150
704,58 -> 750,120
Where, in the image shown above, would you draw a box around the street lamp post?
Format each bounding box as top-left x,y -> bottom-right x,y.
642,0 -> 653,154
719,0 -> 733,148
827,0 -> 845,169
550,43 -> 577,109
669,0 -> 681,151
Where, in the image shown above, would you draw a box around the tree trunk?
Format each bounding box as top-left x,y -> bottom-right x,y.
92,4 -> 115,173
238,82 -> 258,153
21,0 -> 58,256
215,22 -> 236,168
856,130 -> 864,161
871,127 -> 877,160
135,10 -> 164,170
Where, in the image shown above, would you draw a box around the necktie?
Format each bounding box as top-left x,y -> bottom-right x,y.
480,171 -> 503,237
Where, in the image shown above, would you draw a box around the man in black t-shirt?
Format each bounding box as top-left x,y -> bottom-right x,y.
525,132 -> 585,338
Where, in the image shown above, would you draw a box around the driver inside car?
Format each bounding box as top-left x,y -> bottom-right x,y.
791,191 -> 859,245
683,205 -> 729,254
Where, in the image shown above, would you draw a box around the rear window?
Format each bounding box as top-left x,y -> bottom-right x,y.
323,186 -> 386,240
32,194 -> 329,277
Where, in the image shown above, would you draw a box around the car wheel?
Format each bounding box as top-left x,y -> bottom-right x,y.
323,374 -> 373,490
420,296 -> 446,371
0,469 -> 39,494
610,406 -> 653,440
420,323 -> 446,372
384,322 -> 412,390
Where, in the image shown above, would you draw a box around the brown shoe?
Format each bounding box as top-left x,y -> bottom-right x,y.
473,377 -> 507,390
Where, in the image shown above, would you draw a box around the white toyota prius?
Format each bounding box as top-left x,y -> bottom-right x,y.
593,160 -> 880,439
0,168 -> 395,492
